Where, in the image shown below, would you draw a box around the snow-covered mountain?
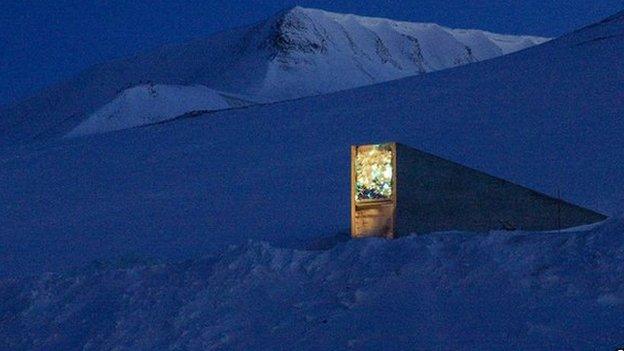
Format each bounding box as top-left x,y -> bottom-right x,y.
0,6 -> 548,142
0,9 -> 623,351
249,6 -> 548,101
0,9 -> 621,277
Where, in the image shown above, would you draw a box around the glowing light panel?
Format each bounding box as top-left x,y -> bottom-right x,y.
355,144 -> 393,201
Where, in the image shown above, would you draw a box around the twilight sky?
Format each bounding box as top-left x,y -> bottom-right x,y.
1,0 -> 622,107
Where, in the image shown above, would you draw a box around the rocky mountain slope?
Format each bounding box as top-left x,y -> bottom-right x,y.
0,7 -> 548,141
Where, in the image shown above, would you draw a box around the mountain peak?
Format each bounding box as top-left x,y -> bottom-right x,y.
266,6 -> 329,56
0,7 -> 549,144
271,5 -> 316,20
285,5 -> 309,13
259,7 -> 549,86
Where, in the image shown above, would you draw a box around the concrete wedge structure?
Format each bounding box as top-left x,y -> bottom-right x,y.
351,142 -> 607,238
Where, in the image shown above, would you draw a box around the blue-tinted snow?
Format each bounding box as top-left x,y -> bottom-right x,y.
1,218 -> 623,350
0,7 -> 548,144
0,11 -> 622,276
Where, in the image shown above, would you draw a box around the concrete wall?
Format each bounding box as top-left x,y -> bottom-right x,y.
394,143 -> 606,235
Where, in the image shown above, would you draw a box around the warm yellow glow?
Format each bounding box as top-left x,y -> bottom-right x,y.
355,144 -> 393,201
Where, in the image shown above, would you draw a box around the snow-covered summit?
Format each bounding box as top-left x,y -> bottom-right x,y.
271,6 -> 546,56
254,6 -> 549,100
0,7 -> 549,143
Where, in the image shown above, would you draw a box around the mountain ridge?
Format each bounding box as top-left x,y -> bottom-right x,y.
0,8 -> 621,277
0,6 -> 549,142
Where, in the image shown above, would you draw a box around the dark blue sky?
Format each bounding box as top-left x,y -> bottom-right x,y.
1,0 -> 622,107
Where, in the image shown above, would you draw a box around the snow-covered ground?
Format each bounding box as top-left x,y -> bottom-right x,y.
2,218 -> 623,350
0,8 -> 623,351
0,9 -> 621,277
0,7 -> 548,142
67,84 -> 234,137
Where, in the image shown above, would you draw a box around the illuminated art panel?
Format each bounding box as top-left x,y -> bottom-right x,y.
355,143 -> 393,201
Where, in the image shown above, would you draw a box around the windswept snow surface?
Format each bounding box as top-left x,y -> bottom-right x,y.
2,218 -> 624,350
0,6 -> 548,143
67,84 -> 232,137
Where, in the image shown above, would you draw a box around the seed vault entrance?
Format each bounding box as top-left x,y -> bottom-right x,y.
351,143 -> 397,238
350,142 -> 606,239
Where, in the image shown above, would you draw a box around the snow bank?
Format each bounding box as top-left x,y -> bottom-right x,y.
66,84 -> 232,137
2,219 -> 623,350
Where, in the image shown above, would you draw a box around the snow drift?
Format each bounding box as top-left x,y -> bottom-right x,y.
0,6 -> 548,143
1,218 -> 623,350
67,84 -> 234,137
